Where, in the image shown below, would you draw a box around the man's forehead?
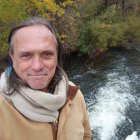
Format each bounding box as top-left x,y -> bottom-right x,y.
13,24 -> 53,37
11,24 -> 57,47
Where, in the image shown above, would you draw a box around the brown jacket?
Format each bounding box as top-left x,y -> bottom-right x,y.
0,83 -> 92,140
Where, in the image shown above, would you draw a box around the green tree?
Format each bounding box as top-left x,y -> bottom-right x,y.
77,0 -> 140,55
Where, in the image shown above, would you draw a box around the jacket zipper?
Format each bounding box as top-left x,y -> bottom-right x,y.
51,121 -> 58,140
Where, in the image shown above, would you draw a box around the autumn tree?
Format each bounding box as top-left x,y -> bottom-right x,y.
0,0 -> 75,60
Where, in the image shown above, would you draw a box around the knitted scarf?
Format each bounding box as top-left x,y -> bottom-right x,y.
0,71 -> 67,122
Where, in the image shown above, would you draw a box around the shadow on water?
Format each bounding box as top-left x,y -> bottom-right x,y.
64,49 -> 140,140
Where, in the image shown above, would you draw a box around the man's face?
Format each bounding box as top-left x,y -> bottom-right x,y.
10,25 -> 57,92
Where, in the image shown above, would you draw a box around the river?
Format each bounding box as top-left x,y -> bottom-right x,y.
64,49 -> 140,140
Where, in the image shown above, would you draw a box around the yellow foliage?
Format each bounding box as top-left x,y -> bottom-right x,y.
59,34 -> 68,43
32,0 -> 64,17
0,0 -> 27,23
0,0 -> 67,58
0,0 -> 80,58
61,0 -> 74,7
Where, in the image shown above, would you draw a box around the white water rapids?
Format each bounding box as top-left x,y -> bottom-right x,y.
66,51 -> 140,140
88,72 -> 139,140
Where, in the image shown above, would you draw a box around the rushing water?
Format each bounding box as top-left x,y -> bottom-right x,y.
64,50 -> 140,140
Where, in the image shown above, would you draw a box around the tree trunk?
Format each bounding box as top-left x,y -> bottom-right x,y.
105,0 -> 108,7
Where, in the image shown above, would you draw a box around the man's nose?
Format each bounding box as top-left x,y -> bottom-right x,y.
32,56 -> 44,71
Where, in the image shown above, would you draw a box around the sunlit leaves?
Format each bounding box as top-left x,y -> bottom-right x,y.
0,0 -> 71,58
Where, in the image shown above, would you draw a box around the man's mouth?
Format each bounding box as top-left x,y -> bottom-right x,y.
28,74 -> 47,79
28,74 -> 47,76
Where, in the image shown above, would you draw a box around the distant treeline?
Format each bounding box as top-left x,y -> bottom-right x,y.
0,0 -> 140,60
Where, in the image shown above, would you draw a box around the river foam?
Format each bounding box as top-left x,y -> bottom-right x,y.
89,72 -> 136,140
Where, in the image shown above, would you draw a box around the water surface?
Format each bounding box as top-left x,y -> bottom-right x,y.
64,50 -> 140,140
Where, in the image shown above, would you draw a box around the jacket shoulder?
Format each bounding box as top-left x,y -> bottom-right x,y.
67,81 -> 84,101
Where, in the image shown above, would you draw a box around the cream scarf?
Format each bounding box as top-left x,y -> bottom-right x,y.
0,71 -> 68,122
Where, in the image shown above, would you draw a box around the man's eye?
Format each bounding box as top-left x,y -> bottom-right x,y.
42,52 -> 53,58
20,54 -> 31,59
21,55 -> 29,57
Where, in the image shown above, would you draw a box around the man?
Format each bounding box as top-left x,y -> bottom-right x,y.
0,17 -> 92,140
